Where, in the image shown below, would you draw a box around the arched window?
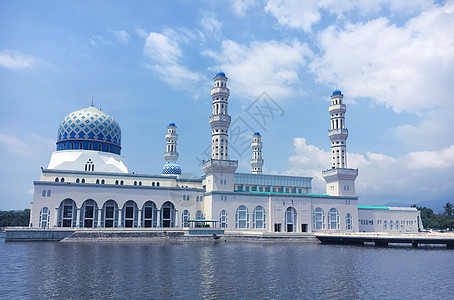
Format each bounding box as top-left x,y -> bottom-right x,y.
395,220 -> 399,231
328,208 -> 339,230
81,199 -> 97,228
313,208 -> 325,230
47,190 -> 51,197
346,213 -> 352,230
59,199 -> 76,227
390,221 -> 394,230
161,201 -> 175,228
123,201 -> 138,228
115,180 -> 119,185
96,179 -> 100,184
384,220 -> 388,231
101,179 -> 105,184
60,178 -> 65,183
134,181 -> 137,186
156,182 -> 160,186
102,200 -> 118,228
55,177 -> 59,182
120,180 -> 124,185
182,210 -> 190,227
139,181 -> 142,186
39,207 -> 50,228
220,210 -> 227,228
235,205 -> 249,229
152,182 -> 155,186
42,190 -> 46,197
183,195 -> 186,201
253,206 -> 266,229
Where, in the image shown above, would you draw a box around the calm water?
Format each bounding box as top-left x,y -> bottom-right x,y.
0,233 -> 453,299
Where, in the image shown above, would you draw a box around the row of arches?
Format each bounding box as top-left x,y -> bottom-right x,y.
40,199 -> 178,228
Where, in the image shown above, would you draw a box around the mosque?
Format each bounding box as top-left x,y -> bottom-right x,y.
29,72 -> 421,233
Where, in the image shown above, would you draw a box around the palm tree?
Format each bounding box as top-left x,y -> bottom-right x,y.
443,202 -> 454,216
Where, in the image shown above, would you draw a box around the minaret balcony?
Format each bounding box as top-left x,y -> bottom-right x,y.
164,152 -> 179,161
211,87 -> 230,97
322,168 -> 358,179
209,115 -> 231,126
328,128 -> 348,139
329,104 -> 346,114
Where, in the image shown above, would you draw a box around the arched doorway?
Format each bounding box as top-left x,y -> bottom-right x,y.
58,199 -> 77,227
285,207 -> 297,232
123,200 -> 138,228
161,201 -> 176,228
81,199 -> 98,228
142,201 -> 157,228
102,200 -> 119,228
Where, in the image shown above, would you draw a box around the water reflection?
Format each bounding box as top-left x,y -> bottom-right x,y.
0,238 -> 453,299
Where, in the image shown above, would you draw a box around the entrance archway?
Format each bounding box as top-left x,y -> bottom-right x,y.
58,199 -> 77,227
285,207 -> 297,232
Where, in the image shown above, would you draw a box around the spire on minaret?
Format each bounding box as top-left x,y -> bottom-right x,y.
251,132 -> 264,174
322,89 -> 358,196
91,96 -> 94,107
162,122 -> 181,175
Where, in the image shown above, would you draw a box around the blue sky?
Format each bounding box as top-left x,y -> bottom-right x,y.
1,0 -> 453,211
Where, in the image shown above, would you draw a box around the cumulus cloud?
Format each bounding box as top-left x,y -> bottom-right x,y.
285,138 -> 454,205
0,132 -> 54,158
0,50 -> 35,70
204,39 -> 312,99
143,30 -> 205,96
265,0 -> 434,32
113,30 -> 131,43
198,12 -> 223,38
228,0 -> 260,16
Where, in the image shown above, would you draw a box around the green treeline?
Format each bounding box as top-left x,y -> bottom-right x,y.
0,209 -> 30,228
413,202 -> 454,230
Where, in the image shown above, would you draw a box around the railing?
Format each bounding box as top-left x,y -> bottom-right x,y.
209,115 -> 231,123
328,129 -> 348,136
322,168 -> 358,176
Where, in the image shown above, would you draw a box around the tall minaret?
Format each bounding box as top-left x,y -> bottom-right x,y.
322,90 -> 358,196
251,132 -> 264,174
203,72 -> 238,193
162,122 -> 181,175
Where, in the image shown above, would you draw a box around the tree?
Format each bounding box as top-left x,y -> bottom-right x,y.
0,209 -> 30,227
442,202 -> 454,216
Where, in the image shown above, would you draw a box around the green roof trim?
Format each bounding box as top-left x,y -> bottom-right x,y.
237,190 -> 329,196
358,205 -> 389,210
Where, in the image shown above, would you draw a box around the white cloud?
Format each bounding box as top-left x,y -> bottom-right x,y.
228,0 -> 260,16
0,50 -> 35,70
198,12 -> 223,38
204,39 -> 312,99
0,132 -> 54,158
285,138 -> 454,204
310,2 -> 454,114
143,30 -> 205,95
113,30 -> 131,43
265,0 -> 434,32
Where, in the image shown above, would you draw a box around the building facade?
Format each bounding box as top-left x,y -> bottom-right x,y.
29,72 -> 420,233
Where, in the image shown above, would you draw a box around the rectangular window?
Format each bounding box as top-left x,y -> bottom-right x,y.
274,223 -> 281,232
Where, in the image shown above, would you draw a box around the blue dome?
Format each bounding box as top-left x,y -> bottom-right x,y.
216,71 -> 226,77
162,162 -> 181,175
56,106 -> 122,154
254,132 -> 261,136
332,89 -> 342,95
168,122 -> 176,127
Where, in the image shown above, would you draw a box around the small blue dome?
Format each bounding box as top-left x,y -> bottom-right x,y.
168,122 -> 176,127
216,71 -> 226,77
162,162 -> 181,175
254,132 -> 261,136
332,89 -> 342,95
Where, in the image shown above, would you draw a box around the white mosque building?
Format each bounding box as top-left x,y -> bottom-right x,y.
29,72 -> 421,233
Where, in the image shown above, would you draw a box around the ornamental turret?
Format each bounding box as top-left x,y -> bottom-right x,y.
251,132 -> 264,174
203,72 -> 238,194
322,90 -> 358,197
162,122 -> 181,175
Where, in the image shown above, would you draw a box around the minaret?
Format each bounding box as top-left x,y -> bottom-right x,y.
162,123 -> 181,175
322,90 -> 358,196
251,132 -> 264,174
203,72 -> 238,192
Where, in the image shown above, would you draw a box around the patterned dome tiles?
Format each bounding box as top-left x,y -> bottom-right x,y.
57,107 -> 121,147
